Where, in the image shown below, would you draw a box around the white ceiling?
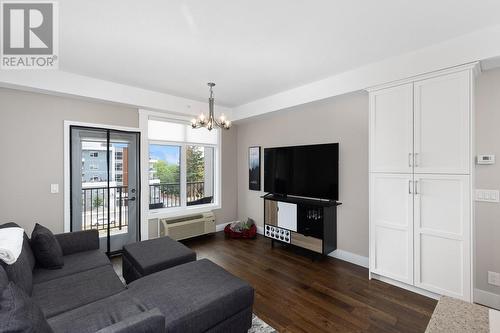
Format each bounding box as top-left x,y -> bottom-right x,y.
60,0 -> 500,107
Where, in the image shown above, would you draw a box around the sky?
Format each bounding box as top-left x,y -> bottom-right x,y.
149,145 -> 180,165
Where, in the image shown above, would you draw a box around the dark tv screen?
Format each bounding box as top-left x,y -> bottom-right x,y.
264,143 -> 339,200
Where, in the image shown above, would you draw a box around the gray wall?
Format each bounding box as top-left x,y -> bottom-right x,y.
475,68 -> 500,296
216,127 -> 238,225
0,88 -> 138,234
0,88 -> 238,234
236,91 -> 369,257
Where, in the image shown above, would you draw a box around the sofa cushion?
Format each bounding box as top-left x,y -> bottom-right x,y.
47,292 -> 148,333
34,250 -> 111,284
0,248 -> 34,296
0,222 -> 36,271
94,308 -> 165,333
0,223 -> 35,296
31,223 -> 64,269
32,265 -> 126,318
128,259 -> 254,333
0,282 -> 53,333
55,230 -> 100,256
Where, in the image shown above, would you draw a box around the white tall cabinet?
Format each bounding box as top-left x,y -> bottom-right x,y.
368,64 -> 477,302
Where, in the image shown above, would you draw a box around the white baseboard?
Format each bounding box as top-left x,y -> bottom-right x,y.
215,223 -> 227,232
328,249 -> 369,268
475,288 -> 500,310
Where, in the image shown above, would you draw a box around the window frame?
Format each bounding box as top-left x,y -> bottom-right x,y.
143,113 -> 221,218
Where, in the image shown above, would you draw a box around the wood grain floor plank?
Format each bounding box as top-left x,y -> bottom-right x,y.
182,233 -> 436,333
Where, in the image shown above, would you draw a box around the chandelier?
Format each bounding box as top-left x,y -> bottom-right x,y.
191,82 -> 231,131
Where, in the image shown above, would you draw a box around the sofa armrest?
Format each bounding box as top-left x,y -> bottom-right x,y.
55,230 -> 99,255
95,308 -> 165,333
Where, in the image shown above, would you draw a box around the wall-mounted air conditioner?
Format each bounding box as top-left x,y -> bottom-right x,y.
151,212 -> 216,241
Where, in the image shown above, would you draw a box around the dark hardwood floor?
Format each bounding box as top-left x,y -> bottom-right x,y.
182,232 -> 437,333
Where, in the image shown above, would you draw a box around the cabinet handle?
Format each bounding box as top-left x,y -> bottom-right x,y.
414,180 -> 419,195
408,153 -> 412,167
408,180 -> 412,194
414,153 -> 419,167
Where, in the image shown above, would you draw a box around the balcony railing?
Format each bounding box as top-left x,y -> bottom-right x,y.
81,186 -> 129,233
80,182 -> 209,232
149,181 -> 205,209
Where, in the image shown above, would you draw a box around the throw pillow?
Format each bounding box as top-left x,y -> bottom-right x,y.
0,282 -> 53,333
30,223 -> 64,269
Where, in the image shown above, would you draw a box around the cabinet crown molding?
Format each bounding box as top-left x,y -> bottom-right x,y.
366,62 -> 480,93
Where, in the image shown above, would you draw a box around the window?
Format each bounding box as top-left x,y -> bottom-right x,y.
186,146 -> 214,206
115,151 -> 123,160
149,144 -> 181,208
90,152 -> 99,158
115,174 -> 123,182
115,163 -> 123,171
147,118 -> 219,211
89,164 -> 99,170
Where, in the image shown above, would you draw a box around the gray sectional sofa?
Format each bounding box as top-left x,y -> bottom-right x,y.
0,223 -> 254,333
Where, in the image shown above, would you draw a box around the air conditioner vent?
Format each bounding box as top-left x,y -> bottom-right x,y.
166,214 -> 204,224
156,212 -> 216,241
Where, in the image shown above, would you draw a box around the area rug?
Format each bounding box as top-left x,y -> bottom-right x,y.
425,296 -> 489,333
250,314 -> 277,333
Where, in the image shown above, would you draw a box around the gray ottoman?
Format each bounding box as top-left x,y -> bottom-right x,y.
122,236 -> 196,283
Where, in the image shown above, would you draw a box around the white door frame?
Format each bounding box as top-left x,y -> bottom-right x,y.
63,121 -> 143,233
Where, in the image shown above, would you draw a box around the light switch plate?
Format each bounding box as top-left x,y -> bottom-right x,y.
50,184 -> 59,194
476,189 -> 500,202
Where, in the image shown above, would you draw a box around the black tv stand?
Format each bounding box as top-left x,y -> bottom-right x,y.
262,194 -> 340,255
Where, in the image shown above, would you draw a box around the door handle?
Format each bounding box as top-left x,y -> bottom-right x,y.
129,197 -> 136,202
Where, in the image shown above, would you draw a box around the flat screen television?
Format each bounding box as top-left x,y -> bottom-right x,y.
264,143 -> 339,200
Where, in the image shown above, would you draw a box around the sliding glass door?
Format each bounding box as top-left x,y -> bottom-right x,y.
70,126 -> 140,254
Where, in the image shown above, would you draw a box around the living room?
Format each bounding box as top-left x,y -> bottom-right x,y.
1,1 -> 500,332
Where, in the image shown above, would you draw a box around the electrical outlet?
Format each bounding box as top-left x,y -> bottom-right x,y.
488,271 -> 500,287
476,189 -> 500,202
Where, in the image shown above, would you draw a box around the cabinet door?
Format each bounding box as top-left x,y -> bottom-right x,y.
265,200 -> 278,226
414,71 -> 470,174
277,202 -> 297,231
370,173 -> 414,284
369,83 -> 413,173
414,174 -> 471,301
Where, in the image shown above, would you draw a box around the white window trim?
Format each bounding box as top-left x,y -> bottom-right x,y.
139,109 -> 222,237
